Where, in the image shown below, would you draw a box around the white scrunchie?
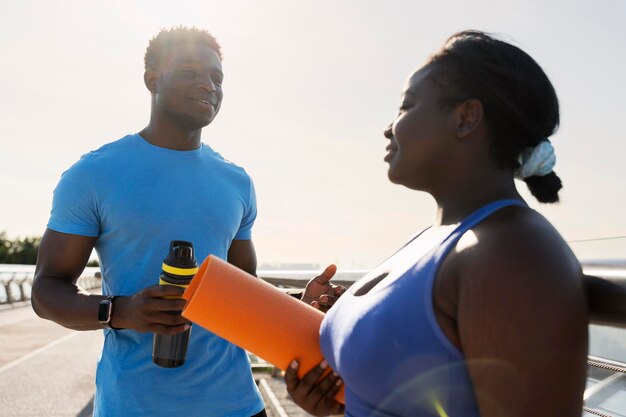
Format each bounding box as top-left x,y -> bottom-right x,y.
515,140 -> 556,180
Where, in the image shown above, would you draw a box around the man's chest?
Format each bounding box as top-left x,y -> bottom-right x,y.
96,171 -> 246,240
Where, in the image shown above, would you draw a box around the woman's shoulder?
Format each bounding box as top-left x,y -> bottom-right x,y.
450,205 -> 584,298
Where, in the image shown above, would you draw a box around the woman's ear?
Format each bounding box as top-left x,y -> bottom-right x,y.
144,70 -> 158,94
455,99 -> 484,138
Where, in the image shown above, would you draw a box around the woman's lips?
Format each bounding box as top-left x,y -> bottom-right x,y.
384,147 -> 397,162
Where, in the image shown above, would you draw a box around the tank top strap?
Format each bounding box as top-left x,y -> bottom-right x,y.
454,199 -> 526,234
433,199 -> 527,262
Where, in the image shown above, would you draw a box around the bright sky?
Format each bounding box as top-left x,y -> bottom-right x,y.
1,0 -> 625,267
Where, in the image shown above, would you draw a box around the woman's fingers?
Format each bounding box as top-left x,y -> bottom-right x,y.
284,360 -> 344,415
313,264 -> 338,285
284,360 -> 301,392
299,361 -> 343,402
313,371 -> 342,399
317,378 -> 344,413
299,360 -> 329,392
318,294 -> 339,306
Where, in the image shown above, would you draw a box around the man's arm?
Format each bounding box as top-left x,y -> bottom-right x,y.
227,239 -> 257,276
32,228 -> 191,333
31,229 -> 102,330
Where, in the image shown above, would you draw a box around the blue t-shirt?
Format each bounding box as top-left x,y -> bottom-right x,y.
48,134 -> 264,417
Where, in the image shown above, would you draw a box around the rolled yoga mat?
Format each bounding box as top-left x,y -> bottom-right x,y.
182,255 -> 345,403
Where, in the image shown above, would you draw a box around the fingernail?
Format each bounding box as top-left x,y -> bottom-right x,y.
336,379 -> 343,386
320,360 -> 328,369
290,360 -> 298,369
183,324 -> 190,331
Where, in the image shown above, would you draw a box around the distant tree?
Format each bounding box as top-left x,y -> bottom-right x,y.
87,259 -> 100,267
0,232 -> 41,265
0,232 -> 10,262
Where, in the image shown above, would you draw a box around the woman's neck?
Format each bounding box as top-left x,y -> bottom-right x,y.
432,171 -> 523,226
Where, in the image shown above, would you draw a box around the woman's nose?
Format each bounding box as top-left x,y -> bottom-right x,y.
384,124 -> 393,139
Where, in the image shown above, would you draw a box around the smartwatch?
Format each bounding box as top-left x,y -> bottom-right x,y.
98,295 -> 120,329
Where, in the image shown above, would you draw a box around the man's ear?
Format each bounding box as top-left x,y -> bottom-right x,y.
144,70 -> 158,94
455,98 -> 484,138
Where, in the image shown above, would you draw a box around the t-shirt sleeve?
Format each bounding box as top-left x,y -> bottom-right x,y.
234,175 -> 257,240
47,160 -> 100,237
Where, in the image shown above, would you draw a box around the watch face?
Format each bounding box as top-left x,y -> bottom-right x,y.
98,300 -> 112,323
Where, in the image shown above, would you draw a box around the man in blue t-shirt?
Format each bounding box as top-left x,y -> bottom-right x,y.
31,27 -> 268,417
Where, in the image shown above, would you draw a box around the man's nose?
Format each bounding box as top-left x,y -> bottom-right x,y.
198,76 -> 216,93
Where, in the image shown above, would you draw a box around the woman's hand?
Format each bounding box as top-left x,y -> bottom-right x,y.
284,359 -> 345,416
301,264 -> 346,312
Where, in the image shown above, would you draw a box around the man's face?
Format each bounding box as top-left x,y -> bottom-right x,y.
151,43 -> 224,130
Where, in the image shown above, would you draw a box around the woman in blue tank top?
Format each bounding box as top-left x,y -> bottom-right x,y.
285,31 -> 588,417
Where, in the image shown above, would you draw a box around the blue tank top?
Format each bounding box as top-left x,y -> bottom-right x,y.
320,200 -> 526,417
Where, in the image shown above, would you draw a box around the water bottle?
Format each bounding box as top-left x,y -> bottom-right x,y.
152,240 -> 198,368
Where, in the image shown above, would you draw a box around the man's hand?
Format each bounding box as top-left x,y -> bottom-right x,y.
301,264 -> 345,312
111,285 -> 190,334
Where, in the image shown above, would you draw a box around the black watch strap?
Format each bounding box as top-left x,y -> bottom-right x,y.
98,295 -> 122,330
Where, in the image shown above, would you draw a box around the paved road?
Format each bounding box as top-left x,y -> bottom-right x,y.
0,305 -> 316,417
0,304 -> 102,417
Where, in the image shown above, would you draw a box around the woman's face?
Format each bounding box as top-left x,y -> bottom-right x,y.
384,67 -> 456,191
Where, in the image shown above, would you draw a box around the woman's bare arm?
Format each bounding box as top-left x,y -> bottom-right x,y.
452,216 -> 588,417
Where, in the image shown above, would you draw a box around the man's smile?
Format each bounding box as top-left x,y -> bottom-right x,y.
191,98 -> 215,110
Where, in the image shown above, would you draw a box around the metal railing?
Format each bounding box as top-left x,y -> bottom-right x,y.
2,264 -> 625,416
584,357 -> 626,417
0,266 -> 101,305
0,272 -> 32,303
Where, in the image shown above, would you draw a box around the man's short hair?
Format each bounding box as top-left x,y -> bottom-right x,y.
144,26 -> 223,70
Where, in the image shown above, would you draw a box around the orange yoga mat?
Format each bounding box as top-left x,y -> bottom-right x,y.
182,255 -> 345,404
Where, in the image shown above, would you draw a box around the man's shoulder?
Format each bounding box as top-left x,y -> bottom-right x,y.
203,145 -> 252,179
69,134 -> 138,169
58,135 -> 138,186
83,134 -> 138,161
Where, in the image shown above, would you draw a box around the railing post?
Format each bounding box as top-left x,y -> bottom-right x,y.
18,275 -> 32,301
15,274 -> 28,301
0,275 -> 8,305
0,273 -> 37,303
5,273 -> 16,303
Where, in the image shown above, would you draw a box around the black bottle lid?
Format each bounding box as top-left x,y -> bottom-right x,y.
163,240 -> 198,269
